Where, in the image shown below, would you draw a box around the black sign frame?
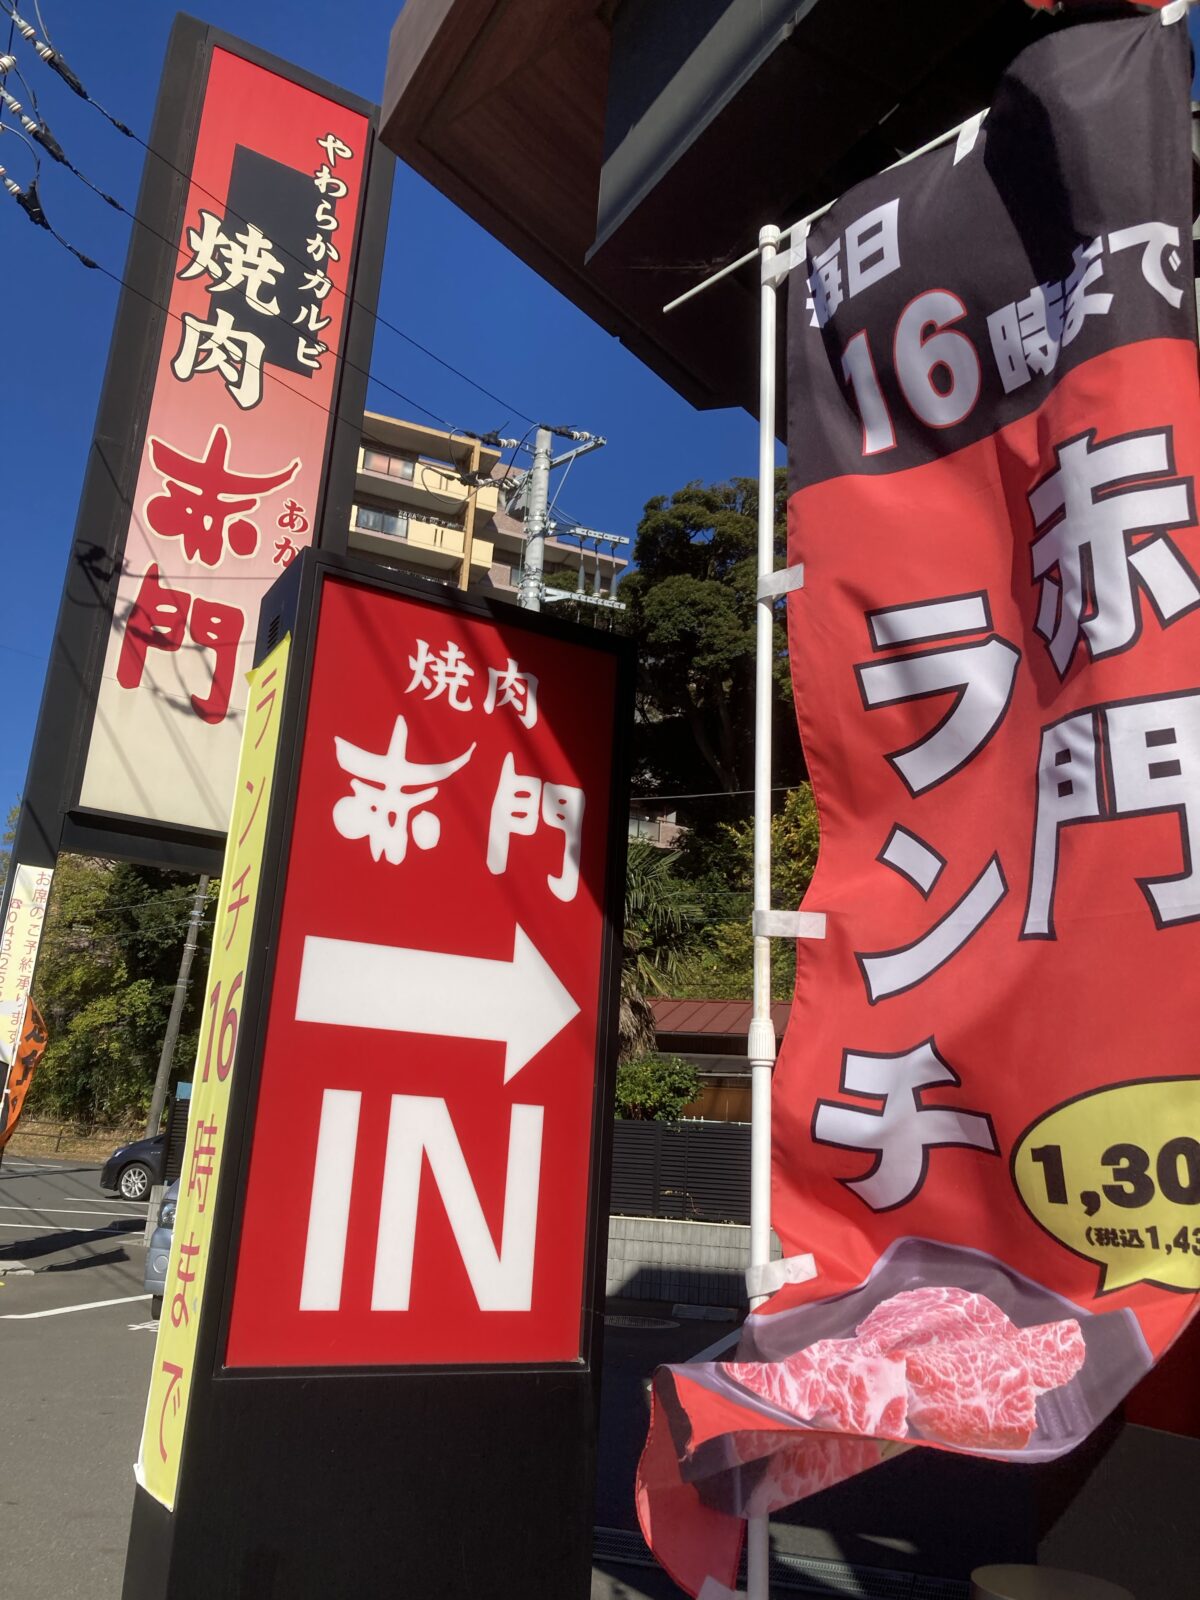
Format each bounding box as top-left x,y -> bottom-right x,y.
122,548 -> 634,1600
8,14 -> 393,882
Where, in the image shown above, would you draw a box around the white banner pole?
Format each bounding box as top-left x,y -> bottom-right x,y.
745,220 -> 783,1600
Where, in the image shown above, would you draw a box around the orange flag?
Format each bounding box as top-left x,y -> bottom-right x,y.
0,999 -> 48,1151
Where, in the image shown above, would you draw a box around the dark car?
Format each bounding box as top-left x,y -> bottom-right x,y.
99,1133 -> 166,1201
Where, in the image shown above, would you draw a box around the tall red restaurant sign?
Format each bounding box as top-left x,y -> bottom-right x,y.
10,17 -> 389,885
79,43 -> 368,834
639,13 -> 1200,1598
121,555 -> 631,1600
228,568 -> 624,1367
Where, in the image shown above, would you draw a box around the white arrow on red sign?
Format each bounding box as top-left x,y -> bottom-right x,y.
295,926 -> 580,1082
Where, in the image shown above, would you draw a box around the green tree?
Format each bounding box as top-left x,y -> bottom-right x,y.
28,857 -> 214,1125
620,840 -> 699,1062
671,785 -> 821,1002
618,472 -> 802,798
614,1053 -> 702,1121
721,780 -> 821,915
0,799 -> 18,893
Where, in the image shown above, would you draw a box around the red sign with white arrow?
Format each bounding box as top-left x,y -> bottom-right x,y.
294,927 -> 580,1085
225,574 -> 620,1367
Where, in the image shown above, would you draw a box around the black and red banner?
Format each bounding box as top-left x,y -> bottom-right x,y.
639,11 -> 1200,1595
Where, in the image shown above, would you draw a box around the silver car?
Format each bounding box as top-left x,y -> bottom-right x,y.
144,1181 -> 178,1318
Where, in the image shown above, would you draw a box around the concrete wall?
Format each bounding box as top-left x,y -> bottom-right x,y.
606,1214 -> 780,1307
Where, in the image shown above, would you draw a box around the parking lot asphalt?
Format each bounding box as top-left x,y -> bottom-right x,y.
0,1155 -> 155,1600
0,1154 -> 737,1600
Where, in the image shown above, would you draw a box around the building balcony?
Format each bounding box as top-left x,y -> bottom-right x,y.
349,504 -> 493,575
628,810 -> 685,849
486,517 -> 623,570
350,504 -> 461,568
356,447 -> 499,519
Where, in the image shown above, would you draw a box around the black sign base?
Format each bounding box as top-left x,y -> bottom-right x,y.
124,1368 -> 597,1598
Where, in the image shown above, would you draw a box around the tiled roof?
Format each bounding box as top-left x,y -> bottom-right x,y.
650,998 -> 790,1039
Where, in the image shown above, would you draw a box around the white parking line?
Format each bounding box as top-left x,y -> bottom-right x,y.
1,1293 -> 151,1320
0,1205 -> 144,1217
0,1221 -> 138,1231
0,1161 -> 88,1172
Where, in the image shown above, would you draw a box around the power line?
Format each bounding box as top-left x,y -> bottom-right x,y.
2,11 -> 631,623
493,424 -> 536,498
2,68 -> 125,211
0,0 -> 536,425
2,22 -> 628,661
0,140 -> 463,439
28,0 -> 49,47
630,785 -> 802,803
38,883 -> 215,918
0,171 -> 476,447
0,11 -> 14,93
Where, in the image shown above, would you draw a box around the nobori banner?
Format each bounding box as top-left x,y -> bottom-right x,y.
639,12 -> 1200,1596
15,18 -> 389,874
137,635 -> 291,1511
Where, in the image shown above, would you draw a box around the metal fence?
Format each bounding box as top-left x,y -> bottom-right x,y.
609,1118 -> 750,1224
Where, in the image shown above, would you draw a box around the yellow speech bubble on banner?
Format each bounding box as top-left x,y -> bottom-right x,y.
1012,1078 -> 1200,1295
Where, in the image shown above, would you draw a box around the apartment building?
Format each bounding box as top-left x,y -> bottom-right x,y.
348,411 -> 627,603
628,799 -> 684,849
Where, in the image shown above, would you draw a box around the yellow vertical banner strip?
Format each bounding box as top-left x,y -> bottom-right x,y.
136,634 -> 292,1509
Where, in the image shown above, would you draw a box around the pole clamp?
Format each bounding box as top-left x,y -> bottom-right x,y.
757,563 -> 804,602
746,1253 -> 818,1301
953,110 -> 986,165
761,220 -> 810,287
698,1580 -> 745,1600
753,909 -> 826,939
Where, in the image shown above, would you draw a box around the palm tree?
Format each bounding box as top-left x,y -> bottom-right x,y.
619,841 -> 698,1062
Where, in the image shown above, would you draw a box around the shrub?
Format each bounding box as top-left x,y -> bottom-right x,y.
614,1053 -> 702,1121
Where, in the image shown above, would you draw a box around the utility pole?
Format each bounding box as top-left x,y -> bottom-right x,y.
542,523 -> 630,613
518,425 -> 609,611
145,874 -> 209,1138
518,425 -> 552,611
457,434 -> 483,592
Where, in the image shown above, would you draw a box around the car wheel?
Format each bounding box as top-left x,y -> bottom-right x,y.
150,1295 -> 163,1320
119,1162 -> 152,1200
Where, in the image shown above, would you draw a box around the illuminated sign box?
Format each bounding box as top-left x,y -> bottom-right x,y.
123,550 -> 633,1600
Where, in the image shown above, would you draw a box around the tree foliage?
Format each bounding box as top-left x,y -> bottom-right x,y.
1,800 -> 17,891
28,855 -> 215,1126
10,465 -> 824,1125
619,840 -> 700,1062
669,785 -> 821,1002
614,1054 -> 702,1121
614,473 -> 815,1011
618,471 -> 803,798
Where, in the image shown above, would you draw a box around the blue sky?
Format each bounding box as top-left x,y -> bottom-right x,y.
0,0 -> 761,809
1,4 -> 1197,810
